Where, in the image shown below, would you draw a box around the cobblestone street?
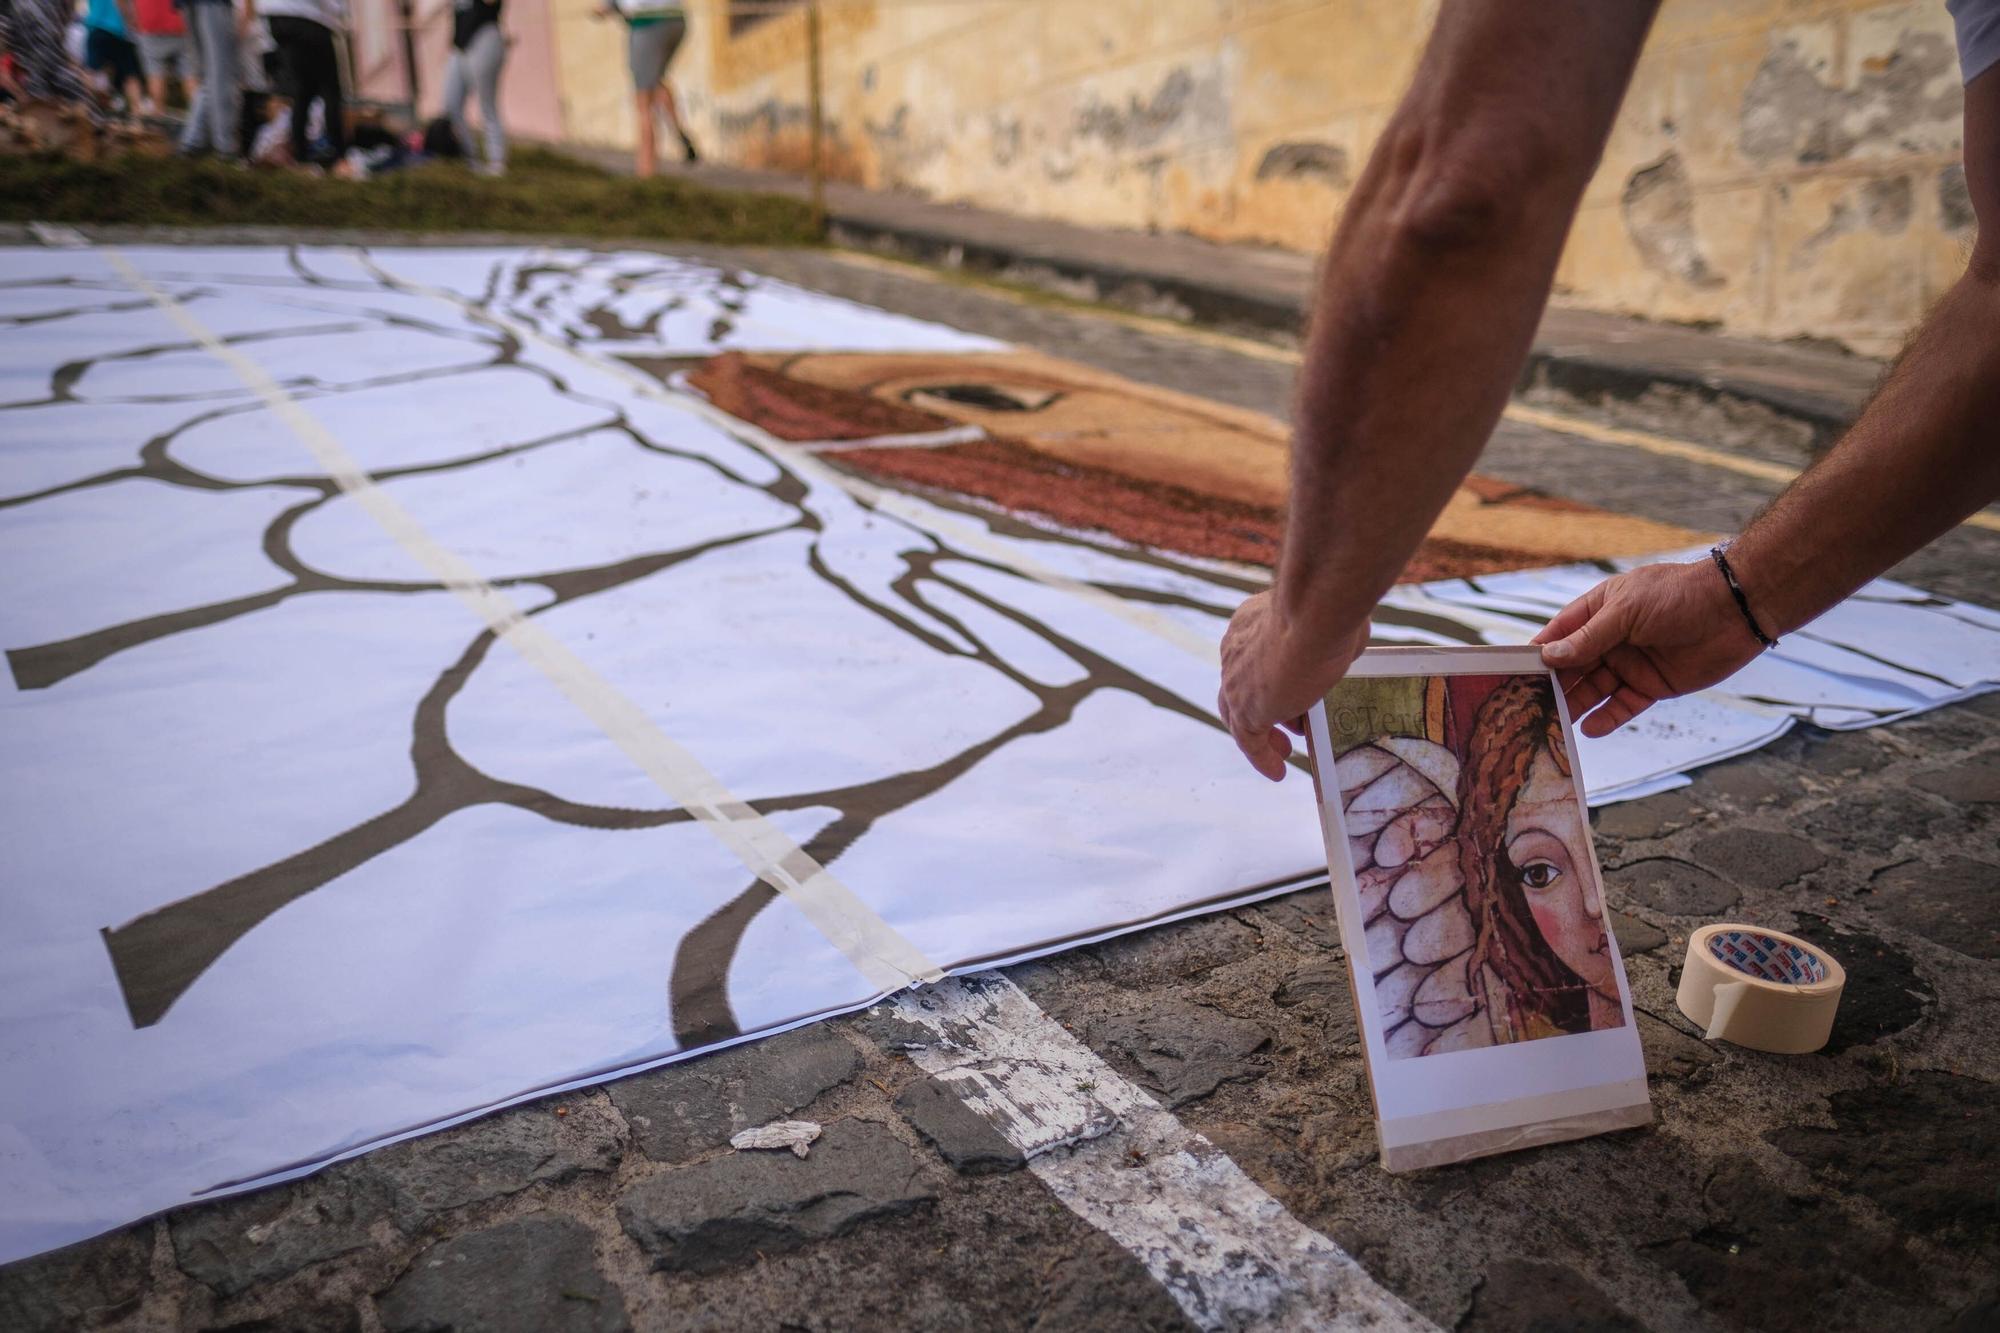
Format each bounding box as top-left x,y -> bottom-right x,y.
3,236 -> 1995,1333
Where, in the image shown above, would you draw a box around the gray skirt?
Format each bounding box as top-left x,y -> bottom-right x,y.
627,17 -> 686,91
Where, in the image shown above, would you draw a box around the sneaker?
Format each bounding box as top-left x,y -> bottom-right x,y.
680,131 -> 699,163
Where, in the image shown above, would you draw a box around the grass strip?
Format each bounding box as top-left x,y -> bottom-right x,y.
0,146 -> 822,246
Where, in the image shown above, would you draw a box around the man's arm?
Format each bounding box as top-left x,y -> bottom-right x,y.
1538,65 -> 2000,736
1219,0 -> 1661,779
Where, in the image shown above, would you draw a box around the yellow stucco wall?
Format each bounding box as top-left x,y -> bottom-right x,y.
554,1 -> 1975,354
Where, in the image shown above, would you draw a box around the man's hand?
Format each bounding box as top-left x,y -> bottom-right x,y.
1533,560 -> 1764,737
1219,592 -> 1367,781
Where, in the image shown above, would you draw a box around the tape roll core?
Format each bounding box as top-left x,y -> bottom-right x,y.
1676,924 -> 1845,1054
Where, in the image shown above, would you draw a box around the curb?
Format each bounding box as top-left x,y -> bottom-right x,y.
825,210 -> 1873,456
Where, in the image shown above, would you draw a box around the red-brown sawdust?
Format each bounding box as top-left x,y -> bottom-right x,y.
689,353 -> 947,441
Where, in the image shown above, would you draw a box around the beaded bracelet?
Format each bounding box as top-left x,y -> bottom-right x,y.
1710,545 -> 1778,650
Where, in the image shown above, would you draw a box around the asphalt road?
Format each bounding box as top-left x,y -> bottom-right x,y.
3,236 -> 1996,1333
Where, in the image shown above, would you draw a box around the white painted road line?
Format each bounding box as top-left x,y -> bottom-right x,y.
102,245 -> 945,996
887,975 -> 1437,1333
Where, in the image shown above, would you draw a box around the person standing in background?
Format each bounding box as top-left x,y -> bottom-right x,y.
598,0 -> 695,178
82,0 -> 144,115
441,0 -> 504,175
258,0 -> 341,167
235,2 -> 274,154
178,0 -> 245,155
126,0 -> 193,113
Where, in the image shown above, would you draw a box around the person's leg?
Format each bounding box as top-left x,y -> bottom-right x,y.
441,44 -> 472,163
83,27 -> 114,100
634,87 -> 658,178
470,22 -> 505,172
654,15 -> 694,160
140,35 -> 169,110
657,77 -> 695,161
265,16 -> 308,162
200,3 -> 237,154
115,36 -> 144,113
311,20 -> 342,159
177,6 -> 215,151
239,87 -> 268,161
627,21 -> 668,178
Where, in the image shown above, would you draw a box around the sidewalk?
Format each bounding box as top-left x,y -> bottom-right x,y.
563,146 -> 1886,455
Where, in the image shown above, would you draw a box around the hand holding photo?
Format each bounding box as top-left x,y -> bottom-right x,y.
1308,646 -> 1651,1170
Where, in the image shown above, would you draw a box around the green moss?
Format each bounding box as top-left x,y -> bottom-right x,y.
0,146 -> 822,246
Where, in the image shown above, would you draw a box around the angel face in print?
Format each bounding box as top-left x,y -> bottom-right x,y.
1457,677 -> 1621,1042
1331,672 -> 1625,1060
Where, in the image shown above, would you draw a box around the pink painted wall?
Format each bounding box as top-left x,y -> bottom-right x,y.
350,0 -> 565,146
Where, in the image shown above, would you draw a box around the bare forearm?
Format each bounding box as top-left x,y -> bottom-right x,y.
1731,265 -> 2000,635
1274,1 -> 1658,657
1278,152 -> 1582,639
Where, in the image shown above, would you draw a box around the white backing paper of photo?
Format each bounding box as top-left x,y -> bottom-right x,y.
1306,646 -> 1651,1170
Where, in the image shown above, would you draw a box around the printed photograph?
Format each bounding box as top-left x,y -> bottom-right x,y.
1323,672 -> 1627,1060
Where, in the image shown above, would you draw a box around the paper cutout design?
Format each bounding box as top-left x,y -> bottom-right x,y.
0,243 -> 1995,1263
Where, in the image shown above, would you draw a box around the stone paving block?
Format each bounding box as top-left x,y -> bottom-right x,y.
606,1025 -> 860,1163
1637,1011 -> 1717,1081
1896,699 -> 1999,748
210,1302 -> 362,1332
1462,1258 -> 1646,1332
1082,999 -> 1271,1107
0,1226 -> 150,1332
1867,857 -> 2000,959
1697,756 -> 1799,810
376,1214 -> 626,1333
1656,1153 -> 1931,1332
1772,1072 -> 2000,1241
893,1075 -> 1026,1175
1236,894 -> 1339,950
1605,858 -> 1739,916
1805,787 -> 1953,858
1607,908 -> 1667,955
617,1119 -> 936,1273
1689,829 -> 1829,888
1592,789 -> 1699,842
362,1097 -> 623,1232
1792,728 -> 1895,779
1786,914 -> 1933,1054
1089,910 -> 1264,984
171,1173 -> 384,1298
1271,959 -> 1363,1041
1910,754 -> 2000,804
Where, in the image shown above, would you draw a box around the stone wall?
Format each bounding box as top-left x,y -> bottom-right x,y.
549,0 -> 1975,354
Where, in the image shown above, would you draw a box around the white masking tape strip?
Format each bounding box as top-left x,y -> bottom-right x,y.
1675,923 -> 1845,1054
104,247 -> 943,995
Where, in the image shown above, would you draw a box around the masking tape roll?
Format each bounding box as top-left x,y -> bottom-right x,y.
1675,924 -> 1846,1055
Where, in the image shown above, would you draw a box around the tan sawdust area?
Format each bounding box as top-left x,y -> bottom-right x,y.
690,350 -> 1701,573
